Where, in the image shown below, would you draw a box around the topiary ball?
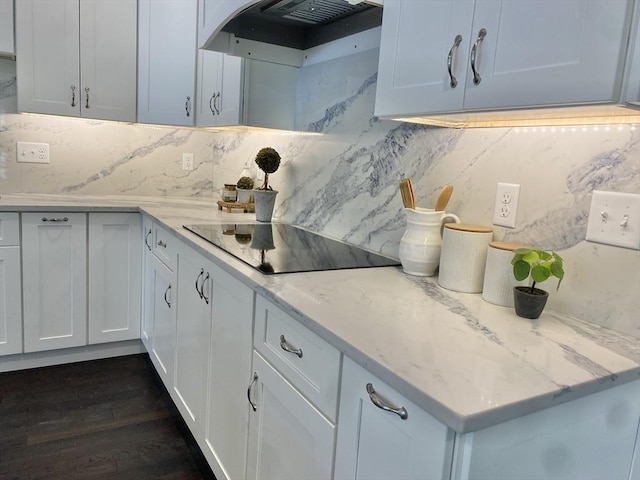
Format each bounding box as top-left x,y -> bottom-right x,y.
236,176 -> 254,190
255,147 -> 281,174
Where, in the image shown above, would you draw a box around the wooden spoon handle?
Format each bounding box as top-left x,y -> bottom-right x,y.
399,178 -> 415,209
435,184 -> 453,211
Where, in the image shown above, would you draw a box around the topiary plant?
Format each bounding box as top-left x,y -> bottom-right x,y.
254,147 -> 281,190
512,247 -> 564,294
236,176 -> 254,190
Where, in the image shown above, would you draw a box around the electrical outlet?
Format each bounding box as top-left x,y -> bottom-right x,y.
586,191 -> 640,250
182,153 -> 194,171
492,183 -> 520,228
16,142 -> 50,164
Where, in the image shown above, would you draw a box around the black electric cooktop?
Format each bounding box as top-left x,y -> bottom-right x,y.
183,222 -> 399,274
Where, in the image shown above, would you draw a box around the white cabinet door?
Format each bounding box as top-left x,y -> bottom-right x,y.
88,213 -> 141,344
173,245 -> 213,438
138,0 -> 198,126
623,3 -> 640,106
141,216 -> 154,349
78,0 -> 137,121
16,0 -> 80,116
463,0 -> 632,110
16,0 -> 136,121
203,265 -> 254,480
375,0 -> 474,117
246,351 -> 336,480
0,0 -> 15,56
0,247 -> 22,356
375,0 -> 633,117
196,50 -> 243,127
334,357 -> 454,480
148,252 -> 176,388
22,213 -> 87,353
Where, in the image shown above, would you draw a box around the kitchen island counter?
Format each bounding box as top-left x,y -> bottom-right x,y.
2,193 -> 638,433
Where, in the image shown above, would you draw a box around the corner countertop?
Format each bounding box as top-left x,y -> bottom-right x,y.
3,194 -> 639,433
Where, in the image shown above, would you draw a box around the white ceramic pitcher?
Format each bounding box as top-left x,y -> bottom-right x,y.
399,207 -> 461,276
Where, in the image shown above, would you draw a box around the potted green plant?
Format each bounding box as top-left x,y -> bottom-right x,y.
511,247 -> 564,319
253,147 -> 281,222
236,176 -> 254,204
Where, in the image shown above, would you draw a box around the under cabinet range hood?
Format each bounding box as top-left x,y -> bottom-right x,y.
200,0 -> 383,66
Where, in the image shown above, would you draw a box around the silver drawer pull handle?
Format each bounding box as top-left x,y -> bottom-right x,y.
201,272 -> 210,304
366,383 -> 408,420
41,217 -> 69,222
164,284 -> 172,308
85,87 -> 90,109
144,229 -> 152,250
280,335 -> 303,358
195,268 -> 204,299
470,28 -> 487,85
247,372 -> 258,411
70,85 -> 76,107
157,240 -> 167,248
447,34 -> 462,88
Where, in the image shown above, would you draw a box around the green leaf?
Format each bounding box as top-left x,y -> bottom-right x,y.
513,260 -> 530,281
550,262 -> 564,280
531,265 -> 550,283
522,250 -> 539,264
538,250 -> 552,261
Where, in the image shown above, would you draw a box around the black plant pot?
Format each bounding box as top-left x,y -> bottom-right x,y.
513,286 -> 549,319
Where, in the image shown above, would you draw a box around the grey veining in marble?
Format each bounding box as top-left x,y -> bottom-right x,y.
1,49 -> 638,338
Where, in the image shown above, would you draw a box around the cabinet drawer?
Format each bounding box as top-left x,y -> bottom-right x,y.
153,223 -> 177,271
254,295 -> 341,421
0,213 -> 19,246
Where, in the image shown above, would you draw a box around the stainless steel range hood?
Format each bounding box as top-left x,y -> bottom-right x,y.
200,0 -> 383,66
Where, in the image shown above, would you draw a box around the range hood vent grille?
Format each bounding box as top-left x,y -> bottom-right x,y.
221,0 -> 382,50
264,0 -> 370,25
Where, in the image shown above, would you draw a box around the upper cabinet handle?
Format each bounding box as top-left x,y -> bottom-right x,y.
209,93 -> 216,116
470,28 -> 487,85
41,217 -> 68,222
70,85 -> 76,107
214,92 -> 221,115
85,87 -> 90,109
366,383 -> 408,420
279,335 -> 303,358
185,96 -> 191,117
447,35 -> 463,88
195,268 -> 204,298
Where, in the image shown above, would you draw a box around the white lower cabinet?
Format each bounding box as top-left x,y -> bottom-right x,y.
246,351 -> 337,480
203,265 -> 254,480
148,252 -> 176,388
335,356 -> 455,480
22,213 -> 87,353
451,380 -> 640,480
0,213 -> 22,356
88,213 -> 142,344
173,244 -> 214,438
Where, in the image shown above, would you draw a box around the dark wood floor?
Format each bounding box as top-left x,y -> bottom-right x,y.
0,354 -> 216,480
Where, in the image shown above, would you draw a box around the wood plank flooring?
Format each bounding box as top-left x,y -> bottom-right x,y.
0,354 -> 216,480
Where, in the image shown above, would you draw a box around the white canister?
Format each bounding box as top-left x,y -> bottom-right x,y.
482,242 -> 529,307
438,224 -> 493,293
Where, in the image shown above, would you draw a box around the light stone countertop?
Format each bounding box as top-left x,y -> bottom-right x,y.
2,194 -> 639,433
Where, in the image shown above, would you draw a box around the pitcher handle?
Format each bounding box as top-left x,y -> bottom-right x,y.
442,213 -> 460,225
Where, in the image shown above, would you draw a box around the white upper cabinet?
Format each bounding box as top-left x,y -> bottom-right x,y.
196,50 -> 297,129
16,0 -> 137,121
623,2 -> 640,106
0,0 -> 15,57
375,0 -> 635,118
197,0 -> 260,49
138,0 -> 198,126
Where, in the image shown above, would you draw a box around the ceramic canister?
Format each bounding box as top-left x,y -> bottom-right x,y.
482,242 -> 529,307
438,224 -> 493,293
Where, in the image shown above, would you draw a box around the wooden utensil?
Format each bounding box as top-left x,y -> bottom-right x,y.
399,178 -> 415,209
435,184 -> 453,211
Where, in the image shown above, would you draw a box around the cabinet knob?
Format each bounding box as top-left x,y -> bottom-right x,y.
470,28 -> 487,86
366,383 -> 408,420
447,35 -> 463,88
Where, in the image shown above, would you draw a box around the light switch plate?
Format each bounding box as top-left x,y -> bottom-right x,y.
586,191 -> 640,250
16,141 -> 49,164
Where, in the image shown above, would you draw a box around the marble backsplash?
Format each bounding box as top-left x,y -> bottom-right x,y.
1,51 -> 639,337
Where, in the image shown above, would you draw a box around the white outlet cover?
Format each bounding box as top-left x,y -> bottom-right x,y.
492,183 -> 520,228
586,191 -> 640,250
16,141 -> 50,164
